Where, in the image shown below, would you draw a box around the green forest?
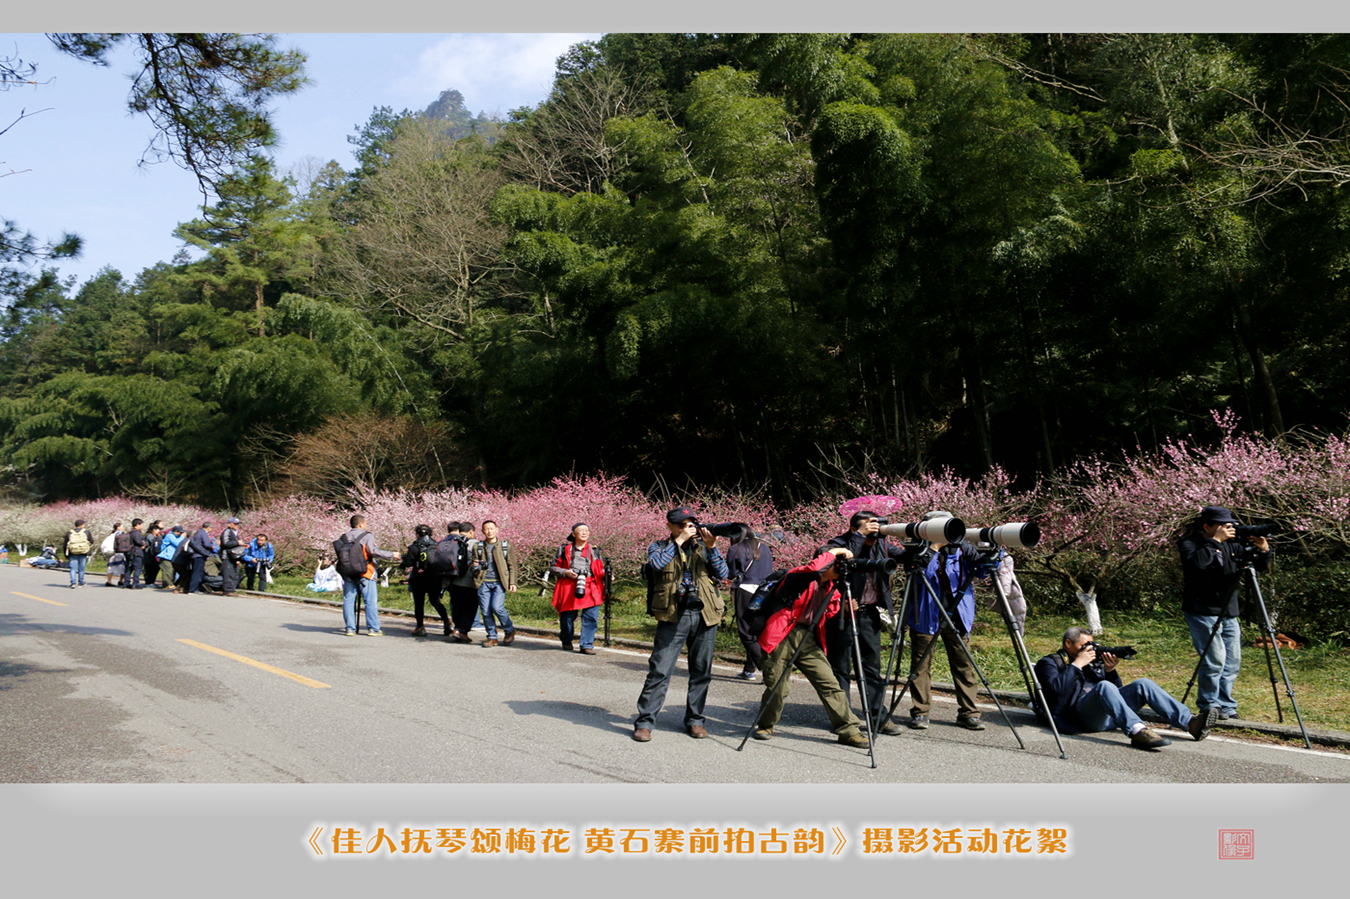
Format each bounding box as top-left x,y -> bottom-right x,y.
4,33 -> 1350,508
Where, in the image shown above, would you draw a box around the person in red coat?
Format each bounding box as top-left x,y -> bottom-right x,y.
550,523 -> 606,653
753,547 -> 869,747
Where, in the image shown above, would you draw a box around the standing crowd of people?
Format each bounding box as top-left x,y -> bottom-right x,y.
45,498 -> 1270,754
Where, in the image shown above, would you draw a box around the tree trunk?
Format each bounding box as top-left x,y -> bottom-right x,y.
1232,294 -> 1284,437
1076,591 -> 1102,635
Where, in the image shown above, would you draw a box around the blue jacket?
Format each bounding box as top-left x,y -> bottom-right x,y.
905,543 -> 988,635
243,539 -> 274,567
157,532 -> 187,562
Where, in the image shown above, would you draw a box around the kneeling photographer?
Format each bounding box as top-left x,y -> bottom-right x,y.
1178,505 -> 1272,721
1035,627 -> 1215,751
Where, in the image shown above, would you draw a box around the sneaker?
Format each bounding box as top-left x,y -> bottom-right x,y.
957,716 -> 986,731
411,626 -> 426,637
70,584 -> 78,590
908,713 -> 929,730
1130,727 -> 1172,750
838,731 -> 870,748
752,728 -> 774,741
344,629 -> 356,637
736,670 -> 758,681
1188,707 -> 1218,741
367,630 -> 383,637
879,721 -> 906,736
482,638 -> 498,647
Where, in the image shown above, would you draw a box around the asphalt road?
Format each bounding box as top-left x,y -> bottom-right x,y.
3,563 -> 1347,784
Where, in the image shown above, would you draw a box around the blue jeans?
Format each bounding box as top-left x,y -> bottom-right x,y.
1075,678 -> 1193,735
558,605 -> 599,649
1185,613 -> 1241,714
342,575 -> 381,632
476,582 -> 513,639
68,554 -> 88,585
634,608 -> 719,730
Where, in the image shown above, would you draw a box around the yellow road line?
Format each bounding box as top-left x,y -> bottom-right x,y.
177,639 -> 331,689
11,591 -> 67,607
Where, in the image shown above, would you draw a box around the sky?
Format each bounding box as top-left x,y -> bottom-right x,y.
2,33 -> 601,289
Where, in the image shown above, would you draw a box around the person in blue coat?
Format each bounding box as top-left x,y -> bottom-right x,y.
243,534 -> 276,591
903,510 -> 991,731
157,526 -> 187,590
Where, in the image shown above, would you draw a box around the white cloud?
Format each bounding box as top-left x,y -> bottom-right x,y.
406,33 -> 602,117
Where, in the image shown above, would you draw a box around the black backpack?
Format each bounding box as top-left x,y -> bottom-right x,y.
333,531 -> 370,579
742,569 -> 790,638
427,535 -> 463,576
113,531 -> 132,554
405,537 -> 434,577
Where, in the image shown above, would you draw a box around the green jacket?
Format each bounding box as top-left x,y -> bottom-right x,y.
647,537 -> 727,626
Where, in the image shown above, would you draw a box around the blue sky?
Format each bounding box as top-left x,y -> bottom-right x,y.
2,33 -> 601,288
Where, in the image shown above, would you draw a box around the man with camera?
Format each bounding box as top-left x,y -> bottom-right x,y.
903,510 -> 988,731
1178,505 -> 1272,720
751,547 -> 870,748
1035,626 -> 1215,750
633,507 -> 729,742
826,510 -> 908,735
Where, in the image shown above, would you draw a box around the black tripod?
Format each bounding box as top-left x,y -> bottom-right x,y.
881,551 -> 1026,750
1182,563 -> 1311,749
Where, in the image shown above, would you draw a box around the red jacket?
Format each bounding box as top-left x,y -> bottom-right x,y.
757,552 -> 841,655
551,541 -> 606,612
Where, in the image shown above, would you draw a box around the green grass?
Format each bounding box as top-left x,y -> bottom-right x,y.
252,573 -> 1350,735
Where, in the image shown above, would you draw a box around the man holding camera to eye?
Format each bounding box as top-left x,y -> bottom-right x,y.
1178,505 -> 1272,721
1036,626 -> 1215,750
826,510 -> 909,736
633,507 -> 730,742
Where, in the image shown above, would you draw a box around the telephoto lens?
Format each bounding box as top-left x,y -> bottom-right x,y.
963,522 -> 1041,549
574,574 -> 587,598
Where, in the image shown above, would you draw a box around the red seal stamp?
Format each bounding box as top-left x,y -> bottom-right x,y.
1218,829 -> 1254,860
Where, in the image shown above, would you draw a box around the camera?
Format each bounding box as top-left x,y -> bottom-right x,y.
878,517 -> 966,544
689,521 -> 747,539
964,522 -> 1041,550
1084,642 -> 1138,678
837,556 -> 899,577
574,573 -> 587,598
1235,523 -> 1278,539
675,580 -> 701,609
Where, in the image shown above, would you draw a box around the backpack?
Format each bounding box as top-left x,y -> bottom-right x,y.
405,537 -> 433,577
333,531 -> 370,579
66,529 -> 91,556
427,534 -> 463,576
113,531 -> 132,554
741,569 -> 790,639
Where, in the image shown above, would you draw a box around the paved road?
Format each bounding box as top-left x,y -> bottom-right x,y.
3,564 -> 1347,784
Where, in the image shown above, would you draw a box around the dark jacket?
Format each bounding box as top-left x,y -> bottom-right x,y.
1178,531 -> 1271,618
188,528 -> 219,559
128,527 -> 146,558
1033,650 -> 1125,734
825,530 -> 908,611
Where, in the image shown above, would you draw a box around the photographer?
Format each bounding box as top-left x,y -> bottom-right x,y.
726,525 -> 774,681
549,523 -> 606,654
903,510 -> 989,731
1178,505 -> 1272,720
751,547 -> 869,748
825,510 -> 908,735
1035,626 -> 1215,750
633,508 -> 729,742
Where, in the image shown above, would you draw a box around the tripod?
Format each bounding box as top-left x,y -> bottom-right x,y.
985,556 -> 1067,758
881,550 -> 1026,750
1182,562 -> 1311,749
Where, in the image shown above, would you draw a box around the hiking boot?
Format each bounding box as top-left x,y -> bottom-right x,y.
879,721 -> 906,736
411,626 -> 426,637
1188,707 -> 1218,741
957,716 -> 985,731
838,731 -> 870,748
502,631 -> 515,645
909,713 -> 929,730
482,638 -> 498,647
1130,727 -> 1172,750
752,728 -> 774,741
